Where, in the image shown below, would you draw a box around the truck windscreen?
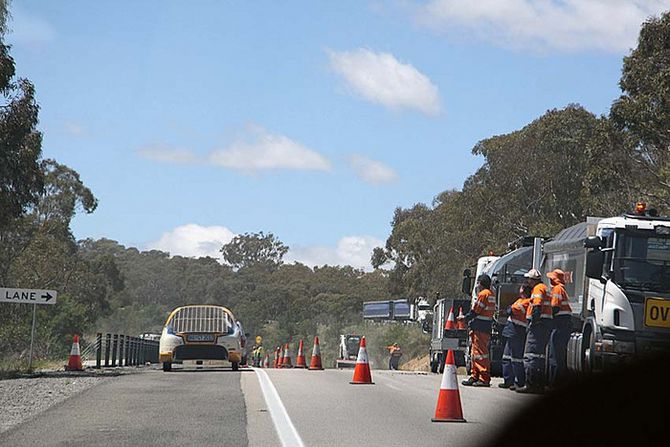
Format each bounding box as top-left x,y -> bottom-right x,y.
613,230 -> 670,292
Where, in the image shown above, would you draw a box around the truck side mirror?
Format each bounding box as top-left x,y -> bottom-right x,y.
584,236 -> 603,249
461,276 -> 473,295
585,249 -> 605,280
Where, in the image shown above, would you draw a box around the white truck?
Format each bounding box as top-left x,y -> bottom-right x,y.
541,206 -> 670,372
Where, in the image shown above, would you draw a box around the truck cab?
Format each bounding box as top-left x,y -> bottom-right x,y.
566,206 -> 670,372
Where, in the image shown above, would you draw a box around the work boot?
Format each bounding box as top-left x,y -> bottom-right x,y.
461,377 -> 477,386
498,382 -> 512,389
509,385 -> 517,391
515,385 -> 541,394
473,381 -> 491,387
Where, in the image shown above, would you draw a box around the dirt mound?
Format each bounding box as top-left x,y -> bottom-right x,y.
400,354 -> 430,372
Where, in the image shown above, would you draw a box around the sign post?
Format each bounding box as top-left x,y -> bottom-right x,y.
1,288 -> 58,370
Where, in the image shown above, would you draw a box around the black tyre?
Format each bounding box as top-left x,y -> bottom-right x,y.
162,362 -> 172,372
232,362 -> 239,371
430,354 -> 439,374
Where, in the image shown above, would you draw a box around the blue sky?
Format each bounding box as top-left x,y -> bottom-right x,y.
7,1 -> 670,268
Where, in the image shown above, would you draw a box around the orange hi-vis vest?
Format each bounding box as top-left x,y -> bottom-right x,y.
526,283 -> 553,320
474,289 -> 496,321
509,297 -> 530,327
551,283 -> 572,316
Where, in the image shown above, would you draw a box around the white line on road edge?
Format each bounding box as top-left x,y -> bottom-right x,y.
253,368 -> 306,447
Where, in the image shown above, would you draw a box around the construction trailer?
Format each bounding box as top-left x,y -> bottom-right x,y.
335,334 -> 362,369
429,296 -> 470,373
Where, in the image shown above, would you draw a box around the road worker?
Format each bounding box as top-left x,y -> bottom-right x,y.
459,274 -> 495,387
517,268 -> 553,394
251,336 -> 264,367
547,269 -> 572,386
387,343 -> 403,370
499,282 -> 531,390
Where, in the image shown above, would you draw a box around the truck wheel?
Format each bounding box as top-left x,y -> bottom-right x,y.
232,362 -> 239,371
162,362 -> 172,372
430,354 -> 438,374
582,326 -> 595,374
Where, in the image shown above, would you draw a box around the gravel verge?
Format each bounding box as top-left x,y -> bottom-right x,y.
0,371 -> 112,434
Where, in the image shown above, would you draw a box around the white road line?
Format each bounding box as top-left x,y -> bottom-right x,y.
253,368 -> 306,447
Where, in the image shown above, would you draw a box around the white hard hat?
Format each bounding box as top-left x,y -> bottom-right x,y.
524,268 -> 542,280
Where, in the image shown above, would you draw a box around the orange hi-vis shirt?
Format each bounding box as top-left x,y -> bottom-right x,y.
526,283 -> 553,320
509,297 -> 530,327
474,289 -> 496,321
551,283 -> 572,316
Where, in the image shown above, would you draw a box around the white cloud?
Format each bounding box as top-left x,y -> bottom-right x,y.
8,8 -> 56,47
328,48 -> 441,115
147,224 -> 383,271
147,224 -> 235,259
137,144 -> 198,164
415,0 -> 670,53
286,235 -> 384,271
349,155 -> 398,185
209,127 -> 331,172
64,122 -> 86,137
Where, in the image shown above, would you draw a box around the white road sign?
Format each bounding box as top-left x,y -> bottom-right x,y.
0,288 -> 57,305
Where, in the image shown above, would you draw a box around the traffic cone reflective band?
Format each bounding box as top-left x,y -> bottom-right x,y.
281,343 -> 293,368
309,336 -> 324,370
444,306 -> 456,330
350,336 -> 374,385
456,307 -> 467,330
432,350 -> 466,423
295,339 -> 307,368
65,334 -> 83,371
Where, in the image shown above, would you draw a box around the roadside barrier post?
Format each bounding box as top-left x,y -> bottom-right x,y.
95,333 -> 102,369
111,334 -> 118,367
104,333 -> 111,367
134,338 -> 140,365
119,335 -> 125,366
130,337 -> 136,366
139,339 -> 145,365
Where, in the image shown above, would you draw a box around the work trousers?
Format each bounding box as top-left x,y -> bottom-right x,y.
502,325 -> 527,387
389,355 -> 400,370
523,320 -> 551,389
548,316 -> 572,384
470,330 -> 491,383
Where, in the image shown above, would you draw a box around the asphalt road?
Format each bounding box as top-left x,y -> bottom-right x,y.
265,368 -> 534,447
1,366 -> 535,447
1,368 -> 251,447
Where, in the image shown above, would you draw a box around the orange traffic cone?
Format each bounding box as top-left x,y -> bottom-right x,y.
281,343 -> 293,368
350,336 -> 374,385
444,306 -> 456,330
65,334 -> 83,371
309,336 -> 324,370
295,339 -> 307,368
432,350 -> 466,423
263,354 -> 270,368
275,346 -> 283,368
456,307 -> 467,330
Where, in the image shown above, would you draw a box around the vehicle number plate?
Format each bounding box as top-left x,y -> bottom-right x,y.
187,334 -> 215,342
644,298 -> 670,329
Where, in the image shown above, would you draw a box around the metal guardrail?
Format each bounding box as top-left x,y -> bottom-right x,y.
92,333 -> 160,369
